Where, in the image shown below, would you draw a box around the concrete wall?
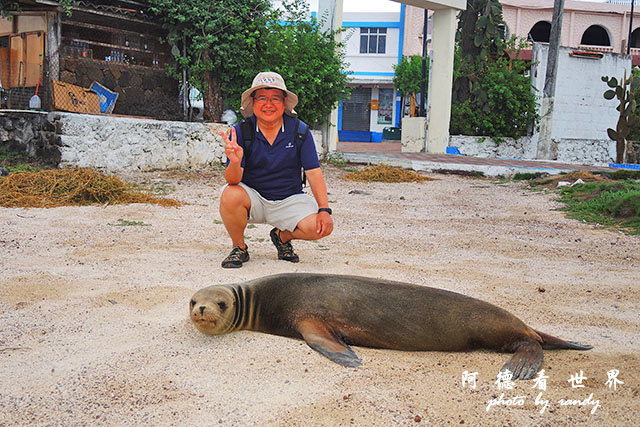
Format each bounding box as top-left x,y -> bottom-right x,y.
531,44 -> 630,141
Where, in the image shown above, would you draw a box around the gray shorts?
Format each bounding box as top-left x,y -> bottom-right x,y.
221,182 -> 318,232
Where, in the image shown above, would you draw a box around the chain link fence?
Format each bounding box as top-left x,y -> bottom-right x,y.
0,57 -> 52,111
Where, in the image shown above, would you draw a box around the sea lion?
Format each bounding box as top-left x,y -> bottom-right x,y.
189,273 -> 592,379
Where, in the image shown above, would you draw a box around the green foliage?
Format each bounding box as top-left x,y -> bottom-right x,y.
0,1 -> 20,17
260,0 -> 351,126
450,41 -> 539,138
602,70 -> 639,163
0,149 -> 41,174
1,0 -> 76,17
464,0 -> 505,60
107,219 -> 151,227
452,1 -> 537,139
625,67 -> 640,142
325,152 -> 347,167
148,0 -> 273,120
512,172 -> 545,181
608,169 -> 640,180
557,180 -> 640,234
393,55 -> 425,98
148,0 -> 349,124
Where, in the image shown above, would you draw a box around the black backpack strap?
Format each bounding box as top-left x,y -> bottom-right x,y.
294,119 -> 310,187
239,118 -> 254,159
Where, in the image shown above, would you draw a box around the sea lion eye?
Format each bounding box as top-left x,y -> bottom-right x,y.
217,301 -> 227,311
190,299 -> 196,308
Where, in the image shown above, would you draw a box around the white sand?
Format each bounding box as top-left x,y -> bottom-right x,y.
1,165 -> 638,425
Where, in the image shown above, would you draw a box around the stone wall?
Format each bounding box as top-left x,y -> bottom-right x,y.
56,113 -> 226,171
449,135 -> 618,166
0,111 -> 62,164
60,58 -> 181,120
1,111 -> 326,172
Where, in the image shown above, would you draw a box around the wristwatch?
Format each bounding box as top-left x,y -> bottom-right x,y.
318,207 -> 332,215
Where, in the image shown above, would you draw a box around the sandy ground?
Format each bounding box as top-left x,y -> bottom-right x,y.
1,164 -> 639,426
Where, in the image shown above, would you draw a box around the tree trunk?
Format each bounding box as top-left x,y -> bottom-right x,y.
459,1 -> 481,60
617,138 -> 626,164
410,93 -> 416,117
203,69 -> 223,122
202,50 -> 223,122
455,0 -> 481,103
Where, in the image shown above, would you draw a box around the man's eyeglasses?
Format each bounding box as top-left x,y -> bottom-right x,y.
253,95 -> 284,105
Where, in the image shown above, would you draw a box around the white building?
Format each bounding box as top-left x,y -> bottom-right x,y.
337,9 -> 405,141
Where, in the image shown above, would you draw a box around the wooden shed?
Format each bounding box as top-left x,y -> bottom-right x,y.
0,0 -> 180,119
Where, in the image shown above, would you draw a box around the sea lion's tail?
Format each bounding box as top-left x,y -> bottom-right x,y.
535,330 -> 593,350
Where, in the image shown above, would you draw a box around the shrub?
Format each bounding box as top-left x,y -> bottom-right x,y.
450,47 -> 539,138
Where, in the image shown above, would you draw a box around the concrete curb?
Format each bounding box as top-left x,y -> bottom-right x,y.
342,153 -> 582,178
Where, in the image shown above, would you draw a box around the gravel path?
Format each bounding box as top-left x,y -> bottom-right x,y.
1,165 -> 638,425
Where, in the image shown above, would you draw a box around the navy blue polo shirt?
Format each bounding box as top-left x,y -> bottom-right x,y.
228,114 -> 320,201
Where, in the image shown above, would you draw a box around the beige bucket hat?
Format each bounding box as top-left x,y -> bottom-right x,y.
240,71 -> 298,118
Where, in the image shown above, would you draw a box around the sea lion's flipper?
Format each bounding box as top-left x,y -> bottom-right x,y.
535,330 -> 593,350
499,338 -> 543,380
296,319 -> 362,368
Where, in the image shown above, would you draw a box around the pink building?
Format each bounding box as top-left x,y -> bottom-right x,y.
404,1 -> 640,64
502,1 -> 640,64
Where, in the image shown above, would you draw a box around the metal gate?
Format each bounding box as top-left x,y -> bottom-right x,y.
342,87 -> 371,131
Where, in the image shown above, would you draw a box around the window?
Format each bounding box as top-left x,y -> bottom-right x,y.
360,28 -> 386,54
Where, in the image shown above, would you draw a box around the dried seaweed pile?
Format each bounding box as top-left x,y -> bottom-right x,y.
0,168 -> 181,208
342,164 -> 435,183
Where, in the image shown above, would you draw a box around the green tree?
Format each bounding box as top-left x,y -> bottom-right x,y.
451,0 -> 538,138
148,0 -> 273,122
455,0 -> 505,103
392,55 -> 426,117
628,67 -> 640,142
260,0 -> 350,126
1,0 -> 76,17
450,49 -> 538,138
602,71 -> 639,163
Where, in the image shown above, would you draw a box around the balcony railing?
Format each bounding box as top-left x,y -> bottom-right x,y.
577,44 -> 615,53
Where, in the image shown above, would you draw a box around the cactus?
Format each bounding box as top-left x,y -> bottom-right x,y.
602,70 -> 639,164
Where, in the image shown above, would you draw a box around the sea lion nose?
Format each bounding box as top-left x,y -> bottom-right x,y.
199,306 -> 206,315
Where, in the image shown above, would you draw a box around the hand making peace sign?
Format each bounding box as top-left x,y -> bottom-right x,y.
219,127 -> 243,164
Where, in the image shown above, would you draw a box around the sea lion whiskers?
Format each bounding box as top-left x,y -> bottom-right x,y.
189,286 -> 237,335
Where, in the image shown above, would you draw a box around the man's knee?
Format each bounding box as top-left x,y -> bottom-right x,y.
220,185 -> 250,209
295,214 -> 323,239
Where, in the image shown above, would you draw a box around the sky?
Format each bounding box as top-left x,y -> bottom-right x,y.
309,0 -> 614,15
303,0 -> 615,15
309,0 -> 401,13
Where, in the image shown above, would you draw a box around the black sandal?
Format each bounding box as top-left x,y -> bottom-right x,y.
221,245 -> 249,268
270,228 -> 299,263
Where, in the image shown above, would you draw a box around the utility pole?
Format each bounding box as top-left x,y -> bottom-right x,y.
536,0 -> 565,160
627,0 -> 635,54
420,9 -> 428,117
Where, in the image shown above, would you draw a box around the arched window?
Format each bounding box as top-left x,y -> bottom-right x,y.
631,28 -> 640,48
528,21 -> 551,42
580,25 -> 611,46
